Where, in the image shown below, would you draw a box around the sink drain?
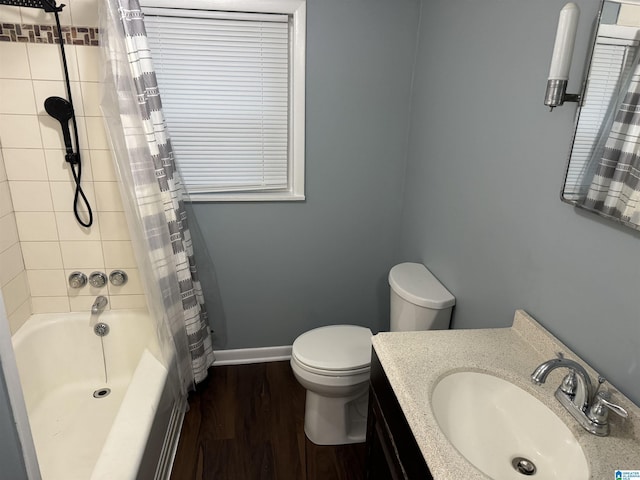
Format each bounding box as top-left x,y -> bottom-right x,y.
93,388 -> 111,399
512,457 -> 537,476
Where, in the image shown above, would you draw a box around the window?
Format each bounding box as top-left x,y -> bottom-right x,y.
141,0 -> 306,201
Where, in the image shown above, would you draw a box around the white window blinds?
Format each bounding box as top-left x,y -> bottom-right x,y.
144,9 -> 291,194
564,25 -> 639,200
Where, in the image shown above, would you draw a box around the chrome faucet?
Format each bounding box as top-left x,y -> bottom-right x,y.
91,295 -> 108,315
531,353 -> 627,436
532,354 -> 594,411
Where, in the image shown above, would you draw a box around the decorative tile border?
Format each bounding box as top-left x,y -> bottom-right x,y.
0,23 -> 99,45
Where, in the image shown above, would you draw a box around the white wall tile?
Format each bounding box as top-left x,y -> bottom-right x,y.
2,271 -> 30,316
110,294 -> 146,310
27,44 -> 79,82
21,242 -> 64,270
20,4 -> 72,25
0,181 -> 14,217
102,241 -> 137,268
0,5 -> 22,23
60,241 -> 104,269
55,211 -> 100,240
0,114 -> 43,148
3,148 -> 48,181
89,150 -> 116,181
0,149 -> 6,182
0,243 -> 24,287
69,0 -> 100,27
75,46 -> 101,82
94,181 -> 123,212
97,212 -> 130,241
49,180 -> 95,212
15,212 -> 59,241
84,116 -> 109,149
0,212 -> 19,253
0,43 -> 31,80
27,269 -> 67,296
9,180 -> 53,211
32,80 -> 84,117
8,299 -> 31,334
0,36 -> 142,313
31,296 -> 70,314
80,82 -> 101,116
0,79 -> 37,115
45,148 -> 93,182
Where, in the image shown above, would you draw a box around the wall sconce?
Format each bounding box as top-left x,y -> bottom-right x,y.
545,2 -> 581,110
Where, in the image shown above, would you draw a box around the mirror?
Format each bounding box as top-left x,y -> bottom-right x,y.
562,0 -> 640,231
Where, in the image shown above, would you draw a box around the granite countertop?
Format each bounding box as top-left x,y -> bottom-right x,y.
371,310 -> 640,480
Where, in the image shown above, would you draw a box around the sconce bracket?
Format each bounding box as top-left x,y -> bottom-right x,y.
545,79 -> 581,110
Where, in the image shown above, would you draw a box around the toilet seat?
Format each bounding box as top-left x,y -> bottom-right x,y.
291,325 -> 372,375
292,353 -> 371,377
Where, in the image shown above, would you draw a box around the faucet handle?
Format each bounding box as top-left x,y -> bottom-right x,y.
560,370 -> 578,397
587,390 -> 628,425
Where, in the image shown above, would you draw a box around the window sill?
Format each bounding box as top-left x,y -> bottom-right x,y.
186,192 -> 306,202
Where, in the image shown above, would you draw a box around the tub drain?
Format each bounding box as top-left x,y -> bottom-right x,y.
512,457 -> 537,476
93,388 -> 111,399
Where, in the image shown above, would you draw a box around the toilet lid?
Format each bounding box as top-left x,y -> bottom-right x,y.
292,325 -> 373,372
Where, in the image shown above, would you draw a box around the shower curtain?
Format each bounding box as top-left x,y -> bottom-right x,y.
582,54 -> 640,229
99,0 -> 215,392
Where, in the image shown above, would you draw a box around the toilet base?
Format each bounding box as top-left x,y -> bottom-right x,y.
303,388 -> 369,445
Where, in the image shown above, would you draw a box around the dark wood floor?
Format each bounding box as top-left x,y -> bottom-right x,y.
170,361 -> 366,480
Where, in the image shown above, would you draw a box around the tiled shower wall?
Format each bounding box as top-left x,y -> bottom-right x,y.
0,148 -> 31,333
0,0 -> 145,333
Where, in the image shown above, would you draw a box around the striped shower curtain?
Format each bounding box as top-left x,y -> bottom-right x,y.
100,0 -> 215,389
582,57 -> 640,229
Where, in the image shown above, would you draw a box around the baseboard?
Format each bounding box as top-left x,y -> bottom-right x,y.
213,345 -> 292,366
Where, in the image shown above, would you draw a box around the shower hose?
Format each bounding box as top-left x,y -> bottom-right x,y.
53,8 -> 93,228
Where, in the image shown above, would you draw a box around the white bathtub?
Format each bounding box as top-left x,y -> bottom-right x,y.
12,309 -> 185,480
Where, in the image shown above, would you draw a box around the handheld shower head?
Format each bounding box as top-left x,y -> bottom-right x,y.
44,96 -> 77,162
44,95 -> 73,122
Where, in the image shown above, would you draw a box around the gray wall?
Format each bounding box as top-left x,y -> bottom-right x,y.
194,0 -> 420,349
0,363 -> 28,479
400,0 -> 640,404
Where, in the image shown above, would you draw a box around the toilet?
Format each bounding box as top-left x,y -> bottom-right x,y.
290,262 -> 455,445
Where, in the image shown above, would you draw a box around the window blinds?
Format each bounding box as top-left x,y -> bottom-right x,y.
144,9 -> 290,194
564,27 -> 639,200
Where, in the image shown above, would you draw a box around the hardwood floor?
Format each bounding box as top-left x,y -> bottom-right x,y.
170,361 -> 366,480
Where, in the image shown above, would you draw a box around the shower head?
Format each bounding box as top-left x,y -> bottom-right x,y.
0,0 -> 63,12
44,96 -> 75,160
44,96 -> 73,123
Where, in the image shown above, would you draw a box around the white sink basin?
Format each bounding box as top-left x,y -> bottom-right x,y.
431,371 -> 589,479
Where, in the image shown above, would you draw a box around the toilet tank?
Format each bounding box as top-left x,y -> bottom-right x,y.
388,262 -> 455,332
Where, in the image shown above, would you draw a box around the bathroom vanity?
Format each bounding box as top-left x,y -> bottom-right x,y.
366,351 -> 432,479
365,310 -> 640,479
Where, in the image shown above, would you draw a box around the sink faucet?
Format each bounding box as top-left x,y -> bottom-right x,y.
91,295 -> 108,315
531,353 -> 627,436
531,354 -> 593,411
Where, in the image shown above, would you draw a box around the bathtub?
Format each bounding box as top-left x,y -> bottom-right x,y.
12,309 -> 185,480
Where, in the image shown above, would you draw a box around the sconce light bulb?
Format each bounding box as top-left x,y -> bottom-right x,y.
548,2 -> 580,81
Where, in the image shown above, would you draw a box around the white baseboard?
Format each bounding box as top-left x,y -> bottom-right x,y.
213,345 -> 292,366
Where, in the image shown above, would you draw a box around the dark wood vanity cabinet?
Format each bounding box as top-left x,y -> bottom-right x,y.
365,350 -> 433,480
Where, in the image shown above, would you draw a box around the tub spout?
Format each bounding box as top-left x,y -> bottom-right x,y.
91,296 -> 108,315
